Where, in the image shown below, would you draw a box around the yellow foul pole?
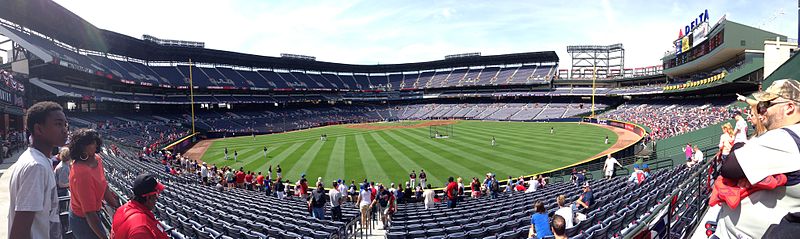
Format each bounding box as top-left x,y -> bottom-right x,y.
189,59 -> 196,134
591,65 -> 596,118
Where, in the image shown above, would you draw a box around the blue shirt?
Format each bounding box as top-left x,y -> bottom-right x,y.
582,191 -> 594,208
530,213 -> 553,239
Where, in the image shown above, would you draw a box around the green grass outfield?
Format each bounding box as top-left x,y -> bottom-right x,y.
199,120 -> 617,187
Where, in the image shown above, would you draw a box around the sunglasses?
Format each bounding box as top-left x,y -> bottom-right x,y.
756,100 -> 794,114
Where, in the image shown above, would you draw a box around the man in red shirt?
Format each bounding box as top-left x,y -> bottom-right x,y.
445,177 -> 458,208
255,172 -> 265,192
235,167 -> 245,189
111,174 -> 168,239
244,171 -> 254,190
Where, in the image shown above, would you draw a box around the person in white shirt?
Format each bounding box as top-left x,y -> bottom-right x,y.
329,181 -> 344,222
356,183 -> 374,232
733,114 -> 749,143
53,148 -> 71,197
200,163 -> 209,185
688,146 -> 704,167
8,101 -> 69,239
602,154 -> 621,179
422,184 -> 436,210
554,195 -> 574,228
525,179 -> 540,193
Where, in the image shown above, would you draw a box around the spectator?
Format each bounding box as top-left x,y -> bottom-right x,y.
528,201 -> 554,239
456,177 -> 464,199
715,79 -> 800,237
603,154 -> 622,179
275,178 -> 286,199
525,176 -> 540,193
575,182 -> 594,214
297,177 -> 309,200
54,148 -> 71,197
423,184 -> 436,210
200,163 -> 209,185
225,169 -> 235,189
688,145 -> 704,167
718,123 -> 734,161
383,186 -> 397,230
308,182 -> 327,220
683,143 -> 694,162
235,168 -> 245,189
338,179 -> 348,198
255,172 -> 264,192
356,183 -> 374,232
551,214 -> 568,239
576,170 -> 586,186
68,128 -> 120,239
350,181 -> 359,202
110,174 -> 168,239
7,101 -> 68,239
733,113 -> 749,143
244,171 -> 254,190
403,182 -> 413,203
329,181 -> 344,222
628,165 -> 646,185
554,195 -> 574,228
445,177 -> 458,208
470,177 -> 481,198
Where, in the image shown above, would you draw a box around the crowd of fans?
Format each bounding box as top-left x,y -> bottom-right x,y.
601,100 -> 736,140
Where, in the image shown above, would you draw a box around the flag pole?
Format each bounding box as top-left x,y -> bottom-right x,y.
189,58 -> 196,134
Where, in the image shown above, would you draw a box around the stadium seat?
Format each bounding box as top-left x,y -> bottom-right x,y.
386,231 -> 405,239
170,230 -> 187,239
448,232 -> 467,239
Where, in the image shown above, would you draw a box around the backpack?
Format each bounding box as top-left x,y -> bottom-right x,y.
491,179 -> 499,192
636,171 -> 645,184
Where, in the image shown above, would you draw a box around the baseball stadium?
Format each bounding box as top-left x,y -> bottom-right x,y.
0,1 -> 799,239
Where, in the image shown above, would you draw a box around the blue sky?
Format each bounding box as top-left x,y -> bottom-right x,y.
51,0 -> 797,68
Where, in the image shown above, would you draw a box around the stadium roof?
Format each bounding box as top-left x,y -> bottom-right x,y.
0,0 -> 558,73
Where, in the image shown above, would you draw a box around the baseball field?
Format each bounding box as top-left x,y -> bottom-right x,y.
192,120 -> 622,187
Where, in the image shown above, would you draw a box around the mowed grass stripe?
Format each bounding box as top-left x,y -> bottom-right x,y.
391,128 -> 526,177
354,134 -> 387,183
381,130 -> 481,186
252,144 -> 288,173
438,126 -> 594,169
263,141 -> 308,175
433,127 -> 566,169
305,138 -> 337,182
285,140 -> 326,180
405,127 -> 548,171
455,125 -> 609,160
323,137 -> 346,182
363,132 -> 407,184
343,135 -> 367,182
369,132 -> 439,185
457,122 -> 613,147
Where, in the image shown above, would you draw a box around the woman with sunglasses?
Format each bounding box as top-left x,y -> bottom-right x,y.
68,128 -> 120,239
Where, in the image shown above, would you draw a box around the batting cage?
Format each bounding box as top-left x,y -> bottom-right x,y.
429,124 -> 454,138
